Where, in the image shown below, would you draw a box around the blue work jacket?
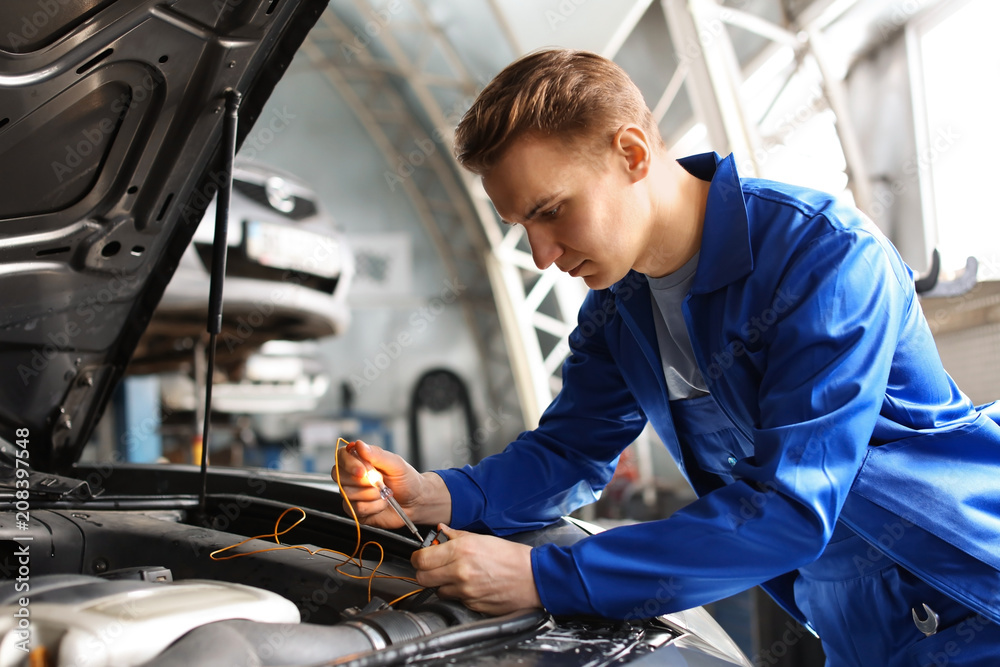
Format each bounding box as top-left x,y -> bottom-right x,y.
436,152 -> 1000,625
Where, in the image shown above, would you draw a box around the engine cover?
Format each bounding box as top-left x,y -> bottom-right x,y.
0,575 -> 299,667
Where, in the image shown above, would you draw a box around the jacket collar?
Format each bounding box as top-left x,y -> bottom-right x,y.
607,270 -> 660,369
678,152 -> 754,295
607,152 -> 752,298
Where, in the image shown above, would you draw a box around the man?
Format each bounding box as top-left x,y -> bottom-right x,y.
338,49 -> 1000,666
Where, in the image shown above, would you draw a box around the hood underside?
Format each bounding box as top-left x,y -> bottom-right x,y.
0,0 -> 329,471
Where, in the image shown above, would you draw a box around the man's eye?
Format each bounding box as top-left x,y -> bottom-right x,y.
542,206 -> 560,218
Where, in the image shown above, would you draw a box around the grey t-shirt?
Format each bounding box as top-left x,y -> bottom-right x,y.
647,252 -> 709,400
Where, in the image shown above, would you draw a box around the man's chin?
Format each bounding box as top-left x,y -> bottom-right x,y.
582,273 -> 616,290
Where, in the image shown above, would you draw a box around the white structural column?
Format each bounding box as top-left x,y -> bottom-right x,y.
309,0 -> 591,429
805,26 -> 873,212
355,0 -> 588,426
659,0 -> 872,211
662,0 -> 762,174
302,8 -> 522,429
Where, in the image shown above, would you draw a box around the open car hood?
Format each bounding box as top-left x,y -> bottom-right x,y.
0,0 -> 329,471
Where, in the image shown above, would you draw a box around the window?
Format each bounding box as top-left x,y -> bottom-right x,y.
908,0 -> 1000,279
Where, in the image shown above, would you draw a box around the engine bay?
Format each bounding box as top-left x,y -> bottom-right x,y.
0,465 -> 699,667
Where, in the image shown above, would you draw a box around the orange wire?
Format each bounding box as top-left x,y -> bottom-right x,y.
387,588 -> 426,606
209,438 -> 424,605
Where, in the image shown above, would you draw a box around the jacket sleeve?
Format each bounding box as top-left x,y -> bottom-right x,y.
435,288 -> 647,535
533,224 -> 913,618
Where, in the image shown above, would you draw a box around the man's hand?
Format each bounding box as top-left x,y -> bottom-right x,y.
334,440 -> 451,529
411,526 -> 543,615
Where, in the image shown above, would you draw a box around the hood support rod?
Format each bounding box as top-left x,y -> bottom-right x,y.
198,88 -> 242,522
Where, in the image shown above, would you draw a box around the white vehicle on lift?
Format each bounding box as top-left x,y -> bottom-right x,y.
132,160 -> 353,417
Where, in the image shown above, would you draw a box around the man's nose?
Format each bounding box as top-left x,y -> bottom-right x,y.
526,226 -> 562,271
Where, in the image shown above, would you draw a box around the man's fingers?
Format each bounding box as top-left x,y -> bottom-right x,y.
434,583 -> 463,601
342,496 -> 407,530
336,441 -> 392,525
338,471 -> 381,494
333,439 -> 432,530
350,441 -> 417,484
414,566 -> 447,589
438,524 -> 463,540
349,440 -> 388,472
350,439 -> 375,459
351,503 -> 383,521
411,540 -> 452,572
335,442 -> 370,481
410,532 -> 541,615
344,496 -> 381,515
412,557 -> 450,584
411,526 -> 477,585
334,456 -> 357,483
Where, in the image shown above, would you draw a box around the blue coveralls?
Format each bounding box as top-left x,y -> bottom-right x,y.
436,153 -> 1000,665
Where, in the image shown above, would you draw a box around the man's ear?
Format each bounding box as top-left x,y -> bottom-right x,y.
613,124 -> 652,182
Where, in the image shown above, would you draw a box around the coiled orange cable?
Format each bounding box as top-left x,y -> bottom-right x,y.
210,438 -> 425,606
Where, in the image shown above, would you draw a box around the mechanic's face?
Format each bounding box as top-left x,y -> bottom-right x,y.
482,130 -> 654,290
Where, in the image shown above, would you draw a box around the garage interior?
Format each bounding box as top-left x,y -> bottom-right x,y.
19,0 -> 997,664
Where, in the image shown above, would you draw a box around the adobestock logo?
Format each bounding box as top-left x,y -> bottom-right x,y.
439,405 -> 510,468
50,70 -> 166,183
621,577 -> 683,620
6,0 -> 75,49
704,287 -> 800,382
349,278 -> 466,391
17,269 -> 142,386
339,0 -> 403,62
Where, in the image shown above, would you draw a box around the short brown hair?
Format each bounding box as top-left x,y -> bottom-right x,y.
454,48 -> 663,175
